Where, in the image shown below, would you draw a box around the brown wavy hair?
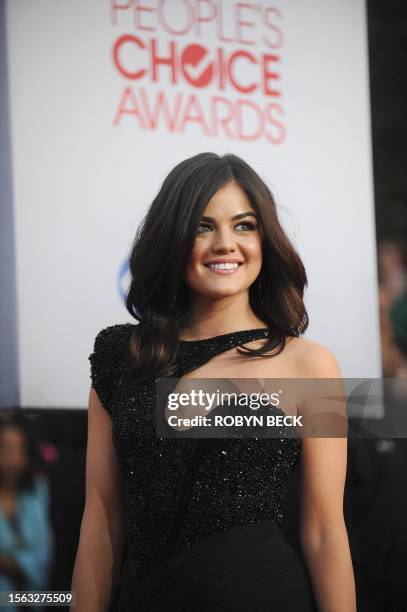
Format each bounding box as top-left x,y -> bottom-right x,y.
126,152 -> 308,381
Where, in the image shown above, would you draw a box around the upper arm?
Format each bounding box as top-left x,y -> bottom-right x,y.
297,343 -> 348,539
298,437 -> 348,541
86,325 -> 126,520
85,388 -> 124,518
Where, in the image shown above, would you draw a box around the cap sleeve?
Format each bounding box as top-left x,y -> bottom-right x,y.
88,326 -> 120,418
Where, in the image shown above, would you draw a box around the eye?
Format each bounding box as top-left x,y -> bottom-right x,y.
197,221 -> 258,234
197,222 -> 212,233
235,221 -> 258,231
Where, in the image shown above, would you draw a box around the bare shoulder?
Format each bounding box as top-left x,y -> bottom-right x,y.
285,336 -> 343,378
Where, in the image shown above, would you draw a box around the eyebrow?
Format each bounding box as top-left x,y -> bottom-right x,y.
200,212 -> 258,222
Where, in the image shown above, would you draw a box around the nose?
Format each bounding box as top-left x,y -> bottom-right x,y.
211,226 -> 237,253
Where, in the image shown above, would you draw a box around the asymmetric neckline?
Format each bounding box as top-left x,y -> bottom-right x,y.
88,322 -> 303,589
178,327 -> 271,344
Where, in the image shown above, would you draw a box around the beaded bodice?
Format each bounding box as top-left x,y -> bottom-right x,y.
89,323 -> 301,583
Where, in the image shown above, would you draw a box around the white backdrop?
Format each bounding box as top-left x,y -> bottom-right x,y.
6,0 -> 381,408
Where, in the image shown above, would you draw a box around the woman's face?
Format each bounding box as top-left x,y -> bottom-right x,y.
0,427 -> 28,484
184,180 -> 263,299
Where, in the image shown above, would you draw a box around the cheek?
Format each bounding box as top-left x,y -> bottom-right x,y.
243,237 -> 262,261
184,245 -> 203,281
187,241 -> 205,267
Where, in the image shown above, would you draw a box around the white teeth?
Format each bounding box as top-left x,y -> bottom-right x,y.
208,262 -> 240,270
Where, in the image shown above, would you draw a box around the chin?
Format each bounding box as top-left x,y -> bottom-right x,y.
199,286 -> 248,299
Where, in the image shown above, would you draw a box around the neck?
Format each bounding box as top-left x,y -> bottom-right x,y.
180,291 -> 266,340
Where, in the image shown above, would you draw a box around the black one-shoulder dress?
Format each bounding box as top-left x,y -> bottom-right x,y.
89,323 -> 316,612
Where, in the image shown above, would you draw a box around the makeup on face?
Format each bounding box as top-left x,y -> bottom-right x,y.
184,182 -> 263,296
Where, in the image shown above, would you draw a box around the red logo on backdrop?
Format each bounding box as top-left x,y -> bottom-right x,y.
110,1 -> 285,144
182,45 -> 213,87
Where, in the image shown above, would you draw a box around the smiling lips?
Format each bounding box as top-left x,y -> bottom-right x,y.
204,260 -> 243,275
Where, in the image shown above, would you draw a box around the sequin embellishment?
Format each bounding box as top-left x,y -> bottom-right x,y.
88,323 -> 301,583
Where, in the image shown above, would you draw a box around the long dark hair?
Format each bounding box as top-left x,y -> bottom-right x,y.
126,152 -> 308,381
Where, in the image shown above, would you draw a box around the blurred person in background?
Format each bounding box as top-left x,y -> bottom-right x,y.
0,412 -> 53,612
377,240 -> 407,377
344,237 -> 407,610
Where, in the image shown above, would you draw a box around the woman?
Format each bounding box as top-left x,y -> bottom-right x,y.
71,153 -> 356,611
0,413 -> 53,612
